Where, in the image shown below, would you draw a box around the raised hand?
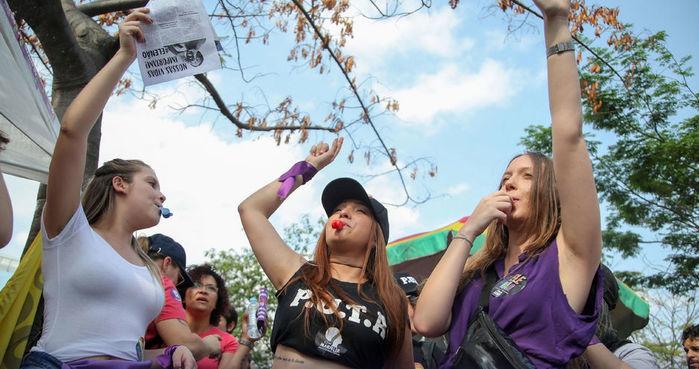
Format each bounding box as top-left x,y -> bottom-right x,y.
532,0 -> 570,19
305,137 -> 343,171
458,191 -> 512,239
171,345 -> 197,369
118,8 -> 152,59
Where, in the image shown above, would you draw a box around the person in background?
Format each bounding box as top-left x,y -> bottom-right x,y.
683,324 -> 699,369
139,234 -> 222,360
581,266 -> 660,369
0,131 -> 12,247
184,264 -> 257,369
218,306 -> 238,334
394,271 -> 447,369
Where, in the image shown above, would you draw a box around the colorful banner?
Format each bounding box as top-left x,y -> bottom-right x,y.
387,216 -> 650,338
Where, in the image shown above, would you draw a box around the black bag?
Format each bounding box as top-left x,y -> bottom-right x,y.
452,267 -> 536,369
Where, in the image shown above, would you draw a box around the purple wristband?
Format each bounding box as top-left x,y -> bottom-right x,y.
277,161 -> 318,199
156,345 -> 180,369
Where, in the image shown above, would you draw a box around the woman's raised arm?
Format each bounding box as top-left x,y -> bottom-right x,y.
43,9 -> 153,237
534,0 -> 602,313
238,138 -> 343,289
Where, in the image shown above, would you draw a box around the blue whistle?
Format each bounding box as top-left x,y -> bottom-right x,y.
160,207 -> 173,218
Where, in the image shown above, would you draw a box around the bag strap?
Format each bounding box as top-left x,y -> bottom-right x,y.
478,266 -> 499,310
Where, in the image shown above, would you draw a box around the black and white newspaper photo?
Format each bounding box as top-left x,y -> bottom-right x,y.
136,0 -> 221,86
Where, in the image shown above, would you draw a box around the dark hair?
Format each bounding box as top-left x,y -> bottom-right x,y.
0,131 -> 8,151
187,264 -> 230,326
222,306 -> 238,331
683,324 -> 699,343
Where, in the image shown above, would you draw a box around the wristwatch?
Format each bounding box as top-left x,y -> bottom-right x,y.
239,338 -> 254,349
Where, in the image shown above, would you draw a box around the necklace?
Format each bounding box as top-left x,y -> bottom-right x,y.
329,260 -> 363,269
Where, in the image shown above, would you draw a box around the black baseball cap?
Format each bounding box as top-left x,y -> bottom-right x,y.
148,234 -> 194,289
394,271 -> 419,297
321,178 -> 389,244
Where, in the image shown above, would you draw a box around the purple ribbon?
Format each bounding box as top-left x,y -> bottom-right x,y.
277,161 -> 317,199
156,345 -> 179,369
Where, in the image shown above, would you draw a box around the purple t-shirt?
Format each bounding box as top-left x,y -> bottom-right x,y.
441,240 -> 603,369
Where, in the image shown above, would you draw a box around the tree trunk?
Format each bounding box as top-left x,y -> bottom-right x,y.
7,0 -> 119,352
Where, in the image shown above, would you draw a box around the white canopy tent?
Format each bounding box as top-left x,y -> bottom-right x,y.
0,0 -> 58,184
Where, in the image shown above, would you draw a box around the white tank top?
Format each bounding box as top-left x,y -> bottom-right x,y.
34,206 -> 164,361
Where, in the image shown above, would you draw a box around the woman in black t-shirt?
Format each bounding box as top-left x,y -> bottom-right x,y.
238,138 -> 413,368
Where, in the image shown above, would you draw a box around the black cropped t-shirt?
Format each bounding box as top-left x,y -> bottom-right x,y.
270,265 -> 390,368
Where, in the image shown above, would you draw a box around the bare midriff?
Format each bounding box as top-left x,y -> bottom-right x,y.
272,344 -> 353,369
81,355 -> 119,361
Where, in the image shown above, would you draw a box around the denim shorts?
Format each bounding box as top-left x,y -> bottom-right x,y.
21,351 -> 63,369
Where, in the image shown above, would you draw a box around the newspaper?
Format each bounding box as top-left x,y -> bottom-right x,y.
136,0 -> 221,86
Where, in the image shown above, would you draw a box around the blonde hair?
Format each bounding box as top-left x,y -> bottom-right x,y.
82,159 -> 161,282
460,153 -> 560,287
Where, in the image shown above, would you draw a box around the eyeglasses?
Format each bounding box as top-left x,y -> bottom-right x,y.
193,282 -> 218,293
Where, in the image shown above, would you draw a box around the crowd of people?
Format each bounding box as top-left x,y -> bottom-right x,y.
0,0 -> 696,368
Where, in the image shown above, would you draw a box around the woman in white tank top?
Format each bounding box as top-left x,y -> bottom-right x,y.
20,8 -> 195,369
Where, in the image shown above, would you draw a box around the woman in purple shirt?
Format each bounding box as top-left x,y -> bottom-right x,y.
413,0 -> 603,368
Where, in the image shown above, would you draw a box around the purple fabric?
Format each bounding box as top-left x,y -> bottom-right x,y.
61,360 -> 151,369
441,240 -> 603,369
61,346 -> 179,369
277,161 -> 318,199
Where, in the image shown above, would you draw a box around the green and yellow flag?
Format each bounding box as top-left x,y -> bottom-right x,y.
0,234 -> 43,369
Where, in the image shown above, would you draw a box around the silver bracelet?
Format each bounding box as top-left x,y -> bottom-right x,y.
546,41 -> 575,58
452,234 -> 474,248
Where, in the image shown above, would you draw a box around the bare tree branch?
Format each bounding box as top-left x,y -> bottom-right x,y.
76,0 -> 148,17
289,0 -> 430,206
510,0 -> 669,143
192,73 -> 337,133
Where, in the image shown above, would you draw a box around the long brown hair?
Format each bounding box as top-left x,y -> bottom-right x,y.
460,152 -> 560,286
82,159 -> 161,281
284,219 -> 408,358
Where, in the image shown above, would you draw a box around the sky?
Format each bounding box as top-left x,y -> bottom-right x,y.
1,0 -> 698,285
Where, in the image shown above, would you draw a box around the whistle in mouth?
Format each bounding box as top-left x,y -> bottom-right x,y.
160,207 -> 173,218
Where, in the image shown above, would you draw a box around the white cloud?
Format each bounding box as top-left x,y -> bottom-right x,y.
446,183 -> 469,196
346,7 -> 474,71
99,98 -> 325,264
484,29 -> 539,52
383,58 -> 524,124
98,97 -> 425,263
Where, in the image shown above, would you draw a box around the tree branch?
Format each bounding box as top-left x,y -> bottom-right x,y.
9,0 -> 92,87
289,0 -> 429,206
76,0 -> 148,17
192,73 -> 336,133
510,0 -> 669,143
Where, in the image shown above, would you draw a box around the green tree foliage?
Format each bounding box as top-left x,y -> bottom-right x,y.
205,214 -> 324,368
520,31 -> 698,294
631,289 -> 698,368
